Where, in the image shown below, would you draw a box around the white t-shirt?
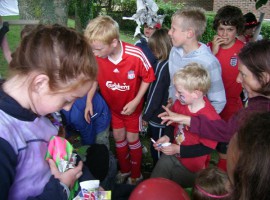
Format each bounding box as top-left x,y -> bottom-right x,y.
0,0 -> 19,16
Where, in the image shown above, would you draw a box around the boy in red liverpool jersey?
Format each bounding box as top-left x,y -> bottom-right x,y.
84,15 -> 155,185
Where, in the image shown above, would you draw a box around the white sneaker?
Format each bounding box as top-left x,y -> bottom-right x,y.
126,174 -> 143,185
115,171 -> 131,184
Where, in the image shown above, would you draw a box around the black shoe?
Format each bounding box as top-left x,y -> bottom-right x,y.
0,21 -> 9,45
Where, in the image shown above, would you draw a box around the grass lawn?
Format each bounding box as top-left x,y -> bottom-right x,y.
0,16 -> 21,77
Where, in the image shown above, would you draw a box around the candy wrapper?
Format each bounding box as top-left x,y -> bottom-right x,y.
81,180 -> 99,199
45,136 -> 77,172
45,136 -> 79,200
73,180 -> 111,200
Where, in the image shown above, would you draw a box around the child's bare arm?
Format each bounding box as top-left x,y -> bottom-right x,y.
84,81 -> 98,123
121,81 -> 150,115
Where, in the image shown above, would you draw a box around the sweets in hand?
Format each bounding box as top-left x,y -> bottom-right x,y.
151,138 -> 171,148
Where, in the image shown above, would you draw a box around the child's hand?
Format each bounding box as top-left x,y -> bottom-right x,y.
121,99 -> 139,115
158,105 -> 191,126
153,135 -> 170,151
212,35 -> 226,55
84,101 -> 93,124
48,159 -> 83,189
142,120 -> 148,127
160,143 -> 180,155
84,82 -> 98,123
158,105 -> 180,125
167,98 -> 173,106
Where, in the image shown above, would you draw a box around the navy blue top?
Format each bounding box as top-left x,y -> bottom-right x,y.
135,37 -> 157,67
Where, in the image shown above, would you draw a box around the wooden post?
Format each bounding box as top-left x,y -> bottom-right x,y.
253,12 -> 265,41
4,20 -> 40,25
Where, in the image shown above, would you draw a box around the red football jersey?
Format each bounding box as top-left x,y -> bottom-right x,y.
96,41 -> 155,118
172,97 -> 220,172
208,39 -> 244,121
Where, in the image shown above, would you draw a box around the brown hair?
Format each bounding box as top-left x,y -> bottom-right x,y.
232,112 -> 270,200
193,167 -> 231,200
20,25 -> 37,39
9,24 -> 97,92
213,5 -> 245,35
148,28 -> 172,62
238,39 -> 270,96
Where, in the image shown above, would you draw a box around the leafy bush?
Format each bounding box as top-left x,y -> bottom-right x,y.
119,0 -> 137,15
68,0 -> 76,17
108,0 -> 137,31
261,21 -> 270,39
157,0 -> 184,29
201,15 -> 216,43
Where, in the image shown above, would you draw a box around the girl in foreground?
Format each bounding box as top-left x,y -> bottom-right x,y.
0,24 -> 97,199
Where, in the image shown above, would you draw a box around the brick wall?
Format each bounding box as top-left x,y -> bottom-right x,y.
213,0 -> 270,19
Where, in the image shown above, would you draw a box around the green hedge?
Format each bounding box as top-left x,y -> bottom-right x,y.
157,1 -> 184,29
201,15 -> 216,43
261,21 -> 270,39
107,0 -> 137,31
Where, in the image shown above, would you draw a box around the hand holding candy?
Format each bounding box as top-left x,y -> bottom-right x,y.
151,136 -> 171,150
49,159 -> 83,189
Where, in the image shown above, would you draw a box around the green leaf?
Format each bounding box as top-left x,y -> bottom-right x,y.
256,0 -> 268,9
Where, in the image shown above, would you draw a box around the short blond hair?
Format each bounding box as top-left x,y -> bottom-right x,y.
84,15 -> 120,45
173,63 -> 210,94
172,7 -> 206,40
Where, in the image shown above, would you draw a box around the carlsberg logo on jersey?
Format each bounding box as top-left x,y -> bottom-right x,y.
106,81 -> 130,91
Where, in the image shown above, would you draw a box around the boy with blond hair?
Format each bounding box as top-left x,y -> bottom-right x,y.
168,7 -> 226,114
151,63 -> 221,187
84,15 -> 155,185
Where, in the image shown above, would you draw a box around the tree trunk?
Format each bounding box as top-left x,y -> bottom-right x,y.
18,0 -> 41,20
75,0 -> 93,32
41,0 -> 68,25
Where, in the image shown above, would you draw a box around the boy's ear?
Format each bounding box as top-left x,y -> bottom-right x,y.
32,74 -> 50,93
192,90 -> 203,98
111,39 -> 118,48
187,28 -> 195,39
